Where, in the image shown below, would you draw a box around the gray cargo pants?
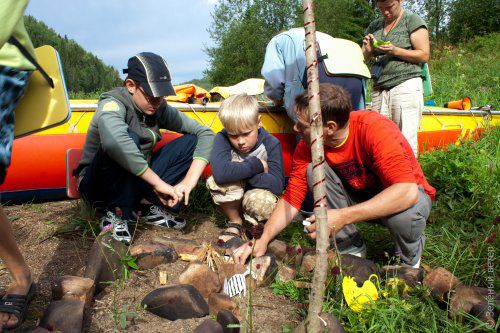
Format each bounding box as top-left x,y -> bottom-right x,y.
307,163 -> 431,266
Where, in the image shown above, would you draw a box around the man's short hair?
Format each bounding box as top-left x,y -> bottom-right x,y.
218,94 -> 259,134
295,83 -> 352,128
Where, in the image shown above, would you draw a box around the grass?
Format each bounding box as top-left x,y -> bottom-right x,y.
429,33 -> 500,107
272,128 -> 499,332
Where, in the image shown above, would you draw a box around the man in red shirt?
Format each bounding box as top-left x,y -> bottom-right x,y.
233,83 -> 435,268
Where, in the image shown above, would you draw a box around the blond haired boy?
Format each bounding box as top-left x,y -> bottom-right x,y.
207,94 -> 285,247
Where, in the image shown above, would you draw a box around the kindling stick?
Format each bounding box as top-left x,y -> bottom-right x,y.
302,1 -> 330,332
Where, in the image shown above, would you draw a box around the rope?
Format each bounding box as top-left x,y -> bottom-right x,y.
67,111 -> 88,133
187,103 -> 217,129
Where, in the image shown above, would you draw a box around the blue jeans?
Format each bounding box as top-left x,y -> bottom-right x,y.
79,132 -> 197,219
0,66 -> 30,185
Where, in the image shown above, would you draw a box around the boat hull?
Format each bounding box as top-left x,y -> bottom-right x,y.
1,102 -> 498,202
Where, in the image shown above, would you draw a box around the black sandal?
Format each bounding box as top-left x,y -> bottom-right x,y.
218,222 -> 244,249
0,282 -> 36,329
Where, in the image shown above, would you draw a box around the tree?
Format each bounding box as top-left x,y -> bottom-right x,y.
205,0 -> 301,85
304,0 -> 375,42
448,0 -> 500,43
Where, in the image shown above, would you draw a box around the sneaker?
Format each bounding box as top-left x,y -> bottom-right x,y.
330,234 -> 367,258
339,241 -> 367,258
140,205 -> 186,229
101,211 -> 132,244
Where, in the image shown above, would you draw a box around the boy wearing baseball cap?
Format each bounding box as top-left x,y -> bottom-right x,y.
76,52 -> 214,244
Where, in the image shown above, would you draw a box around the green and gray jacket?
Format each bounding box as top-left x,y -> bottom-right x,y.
78,87 -> 214,176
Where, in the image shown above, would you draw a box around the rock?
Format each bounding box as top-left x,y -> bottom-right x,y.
218,262 -> 247,286
339,254 -> 378,286
193,319 -> 224,333
290,245 -> 305,268
250,255 -> 278,287
277,265 -> 297,282
151,236 -> 200,255
52,275 -> 95,307
449,285 -> 499,327
22,327 -> 51,333
83,234 -> 127,293
179,261 -> 221,298
294,312 -> 346,333
422,267 -> 462,301
381,266 -> 425,287
223,237 -> 245,254
300,251 -> 336,275
208,293 -> 239,316
217,309 -> 240,333
300,251 -> 317,274
267,240 -> 288,261
471,301 -> 499,328
39,299 -> 84,333
141,284 -> 209,320
130,243 -> 178,269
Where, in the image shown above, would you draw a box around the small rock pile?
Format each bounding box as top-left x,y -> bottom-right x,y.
24,235 -> 498,332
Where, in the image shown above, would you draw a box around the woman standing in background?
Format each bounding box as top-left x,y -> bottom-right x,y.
362,0 -> 430,156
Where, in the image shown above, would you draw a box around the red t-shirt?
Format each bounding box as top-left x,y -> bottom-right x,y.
282,111 -> 436,209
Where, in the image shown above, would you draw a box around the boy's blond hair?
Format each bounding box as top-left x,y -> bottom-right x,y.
218,94 -> 259,134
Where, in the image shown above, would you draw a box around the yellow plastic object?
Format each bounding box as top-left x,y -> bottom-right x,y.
210,78 -> 265,99
14,45 -> 70,138
342,274 -> 379,313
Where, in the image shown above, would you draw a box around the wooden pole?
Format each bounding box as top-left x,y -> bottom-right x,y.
302,1 -> 329,332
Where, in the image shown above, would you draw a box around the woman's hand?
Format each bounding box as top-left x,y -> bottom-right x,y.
362,34 -> 375,61
376,43 -> 397,56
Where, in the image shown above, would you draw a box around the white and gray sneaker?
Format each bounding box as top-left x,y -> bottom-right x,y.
101,211 -> 132,244
141,205 -> 186,229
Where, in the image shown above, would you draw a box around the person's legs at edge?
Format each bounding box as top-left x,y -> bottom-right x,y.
0,67 -> 33,327
0,208 -> 32,327
381,185 -> 431,267
306,164 -> 365,256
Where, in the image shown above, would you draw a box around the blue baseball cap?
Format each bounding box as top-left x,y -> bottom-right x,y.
123,52 -> 176,97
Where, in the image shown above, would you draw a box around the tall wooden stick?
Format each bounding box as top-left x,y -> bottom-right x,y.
302,1 -> 329,332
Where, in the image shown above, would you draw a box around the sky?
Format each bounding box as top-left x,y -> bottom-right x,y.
26,0 -> 219,84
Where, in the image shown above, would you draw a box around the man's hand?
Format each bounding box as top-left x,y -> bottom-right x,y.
304,209 -> 350,239
153,181 -> 180,207
173,182 -> 193,205
260,159 -> 269,173
232,239 -> 268,265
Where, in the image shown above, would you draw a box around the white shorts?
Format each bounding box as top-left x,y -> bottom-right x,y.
372,77 -> 424,156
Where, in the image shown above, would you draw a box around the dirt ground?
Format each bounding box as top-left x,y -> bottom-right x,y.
0,201 -> 299,332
